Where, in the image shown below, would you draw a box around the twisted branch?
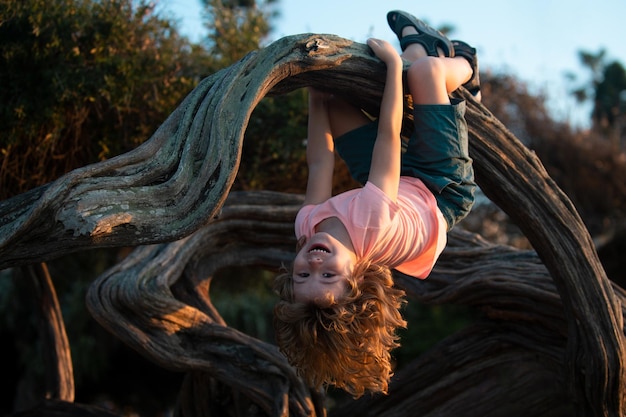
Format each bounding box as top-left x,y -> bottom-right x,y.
1,34 -> 624,416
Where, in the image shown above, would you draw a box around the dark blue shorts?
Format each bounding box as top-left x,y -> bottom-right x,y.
334,99 -> 475,230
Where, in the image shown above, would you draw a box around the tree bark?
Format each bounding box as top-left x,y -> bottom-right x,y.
1,34 -> 624,416
89,192 -> 626,416
10,399 -> 122,417
23,263 -> 74,403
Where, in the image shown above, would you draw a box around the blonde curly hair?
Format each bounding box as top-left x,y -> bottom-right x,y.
273,259 -> 407,398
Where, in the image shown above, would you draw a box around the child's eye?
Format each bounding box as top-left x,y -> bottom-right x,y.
322,273 -> 335,278
297,273 -> 310,278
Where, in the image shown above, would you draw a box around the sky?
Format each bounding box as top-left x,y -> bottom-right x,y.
156,0 -> 626,128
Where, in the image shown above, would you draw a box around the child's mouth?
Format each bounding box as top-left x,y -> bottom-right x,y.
309,245 -> 330,254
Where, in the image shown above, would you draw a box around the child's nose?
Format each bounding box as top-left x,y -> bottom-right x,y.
308,255 -> 323,264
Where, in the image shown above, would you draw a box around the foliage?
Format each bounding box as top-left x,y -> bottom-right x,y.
196,0 -> 318,193
200,0 -> 278,68
568,49 -> 626,146
0,0 -> 211,200
481,72 -> 626,236
395,302 -> 476,368
212,266 -> 279,342
593,61 -> 626,138
236,90 -> 310,192
569,49 -> 608,104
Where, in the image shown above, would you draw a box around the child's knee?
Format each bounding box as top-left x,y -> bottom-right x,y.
407,57 -> 444,82
407,57 -> 447,101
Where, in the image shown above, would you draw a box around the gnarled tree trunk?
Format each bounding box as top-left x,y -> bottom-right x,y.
1,34 -> 624,416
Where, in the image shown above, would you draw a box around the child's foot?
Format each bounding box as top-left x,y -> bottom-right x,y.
452,40 -> 481,101
386,10 -> 454,57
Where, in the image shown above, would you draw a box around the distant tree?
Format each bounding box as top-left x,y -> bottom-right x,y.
569,49 -> 626,148
0,0 -> 210,200
483,71 -> 626,237
200,0 -> 277,68
593,61 -> 626,147
569,49 -> 607,104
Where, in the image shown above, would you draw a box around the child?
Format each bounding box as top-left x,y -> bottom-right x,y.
274,10 -> 478,398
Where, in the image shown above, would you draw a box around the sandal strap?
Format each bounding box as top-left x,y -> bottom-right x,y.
387,10 -> 454,57
452,40 -> 481,97
400,34 -> 449,57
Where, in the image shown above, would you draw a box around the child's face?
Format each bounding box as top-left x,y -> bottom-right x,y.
292,232 -> 357,304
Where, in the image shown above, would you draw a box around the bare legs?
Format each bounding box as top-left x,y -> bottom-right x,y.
401,26 -> 473,105
321,26 -> 473,137
326,98 -> 371,139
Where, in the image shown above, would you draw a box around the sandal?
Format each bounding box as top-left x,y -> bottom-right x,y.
452,40 -> 481,99
386,10 -> 454,57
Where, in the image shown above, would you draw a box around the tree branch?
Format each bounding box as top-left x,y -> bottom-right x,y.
1,34 -> 624,416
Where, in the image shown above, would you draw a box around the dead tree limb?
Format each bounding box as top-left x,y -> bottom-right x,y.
0,34 -> 624,415
22,263 -> 74,402
467,105 -> 626,415
88,191 -> 626,416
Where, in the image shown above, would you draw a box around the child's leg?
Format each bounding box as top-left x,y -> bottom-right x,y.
324,96 -> 378,186
325,96 -> 372,138
389,10 -> 480,102
391,21 -> 476,229
400,88 -> 475,229
451,40 -> 481,100
401,28 -> 473,105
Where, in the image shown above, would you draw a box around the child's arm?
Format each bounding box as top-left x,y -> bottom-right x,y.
366,38 -> 403,203
302,88 -> 335,206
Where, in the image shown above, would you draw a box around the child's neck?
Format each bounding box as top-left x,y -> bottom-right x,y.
316,217 -> 356,253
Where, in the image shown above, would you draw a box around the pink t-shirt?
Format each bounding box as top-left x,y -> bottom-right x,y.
295,177 -> 447,279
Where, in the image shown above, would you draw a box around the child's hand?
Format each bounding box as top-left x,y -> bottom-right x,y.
367,38 -> 402,67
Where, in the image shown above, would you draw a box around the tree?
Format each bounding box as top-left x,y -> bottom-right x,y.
0,34 -> 625,416
482,72 -> 626,239
569,49 -> 626,149
0,0 -> 210,200
594,61 -> 626,148
197,0 -> 313,193
201,0 -> 276,67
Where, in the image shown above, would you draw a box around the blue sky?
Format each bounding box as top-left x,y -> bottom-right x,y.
156,0 -> 626,128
